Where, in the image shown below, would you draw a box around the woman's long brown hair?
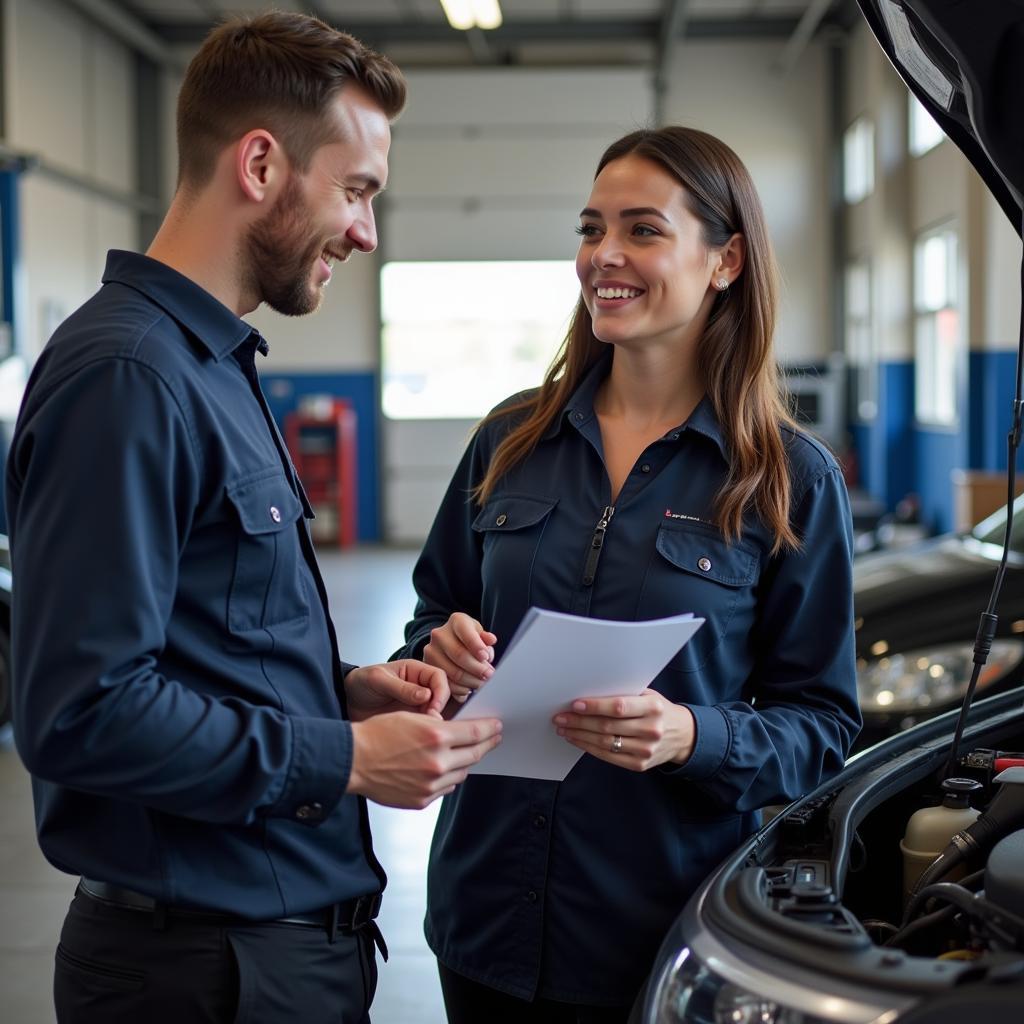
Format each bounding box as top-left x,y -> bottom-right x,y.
473,126 -> 799,554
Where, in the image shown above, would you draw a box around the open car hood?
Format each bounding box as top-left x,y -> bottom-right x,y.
857,0 -> 1024,235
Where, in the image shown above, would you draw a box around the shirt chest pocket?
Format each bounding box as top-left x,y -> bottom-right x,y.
471,494 -> 558,606
226,471 -> 309,634
639,523 -> 759,671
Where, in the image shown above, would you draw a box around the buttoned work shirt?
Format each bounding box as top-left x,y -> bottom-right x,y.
396,352 -> 861,1004
7,250 -> 382,917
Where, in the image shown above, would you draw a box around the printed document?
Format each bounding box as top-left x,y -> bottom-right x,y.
451,608 -> 704,781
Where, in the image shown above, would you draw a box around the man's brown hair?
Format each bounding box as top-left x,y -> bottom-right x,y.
176,11 -> 407,191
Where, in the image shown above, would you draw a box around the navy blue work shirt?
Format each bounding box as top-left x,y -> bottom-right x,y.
6,250 -> 383,917
395,351 -> 861,1005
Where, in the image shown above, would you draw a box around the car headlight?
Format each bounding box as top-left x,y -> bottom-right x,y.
856,640 -> 1024,713
652,947 -> 835,1024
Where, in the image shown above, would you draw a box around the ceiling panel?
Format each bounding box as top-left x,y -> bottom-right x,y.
573,0 -> 663,16
316,0 -> 409,19
120,0 -> 212,19
96,0 -> 837,61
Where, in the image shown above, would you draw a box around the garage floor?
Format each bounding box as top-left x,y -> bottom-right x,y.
0,546 -> 447,1024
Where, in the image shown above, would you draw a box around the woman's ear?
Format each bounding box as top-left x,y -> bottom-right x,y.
714,232 -> 746,288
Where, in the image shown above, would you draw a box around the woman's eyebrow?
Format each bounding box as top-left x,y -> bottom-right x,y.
578,206 -> 669,221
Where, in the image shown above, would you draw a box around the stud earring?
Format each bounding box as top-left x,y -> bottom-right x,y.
715,278 -> 729,291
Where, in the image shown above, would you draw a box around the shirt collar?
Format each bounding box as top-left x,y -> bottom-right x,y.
542,348 -> 613,441
542,347 -> 730,460
101,250 -> 264,361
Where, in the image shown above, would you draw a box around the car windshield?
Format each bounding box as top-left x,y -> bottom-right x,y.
972,495 -> 1024,554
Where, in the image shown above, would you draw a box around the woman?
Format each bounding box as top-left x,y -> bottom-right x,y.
394,126 -> 861,1022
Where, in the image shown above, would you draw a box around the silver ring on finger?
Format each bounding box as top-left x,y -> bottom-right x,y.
611,735 -> 623,753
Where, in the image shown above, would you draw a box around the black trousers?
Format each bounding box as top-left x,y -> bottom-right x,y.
54,891 -> 378,1023
438,962 -> 634,1024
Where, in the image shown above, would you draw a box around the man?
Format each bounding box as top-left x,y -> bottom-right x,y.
5,12 -> 502,1023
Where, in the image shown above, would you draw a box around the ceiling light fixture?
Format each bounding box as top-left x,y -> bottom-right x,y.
439,0 -> 503,32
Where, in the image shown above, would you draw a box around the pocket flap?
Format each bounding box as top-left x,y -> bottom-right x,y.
227,473 -> 303,535
655,524 -> 757,587
472,494 -> 558,533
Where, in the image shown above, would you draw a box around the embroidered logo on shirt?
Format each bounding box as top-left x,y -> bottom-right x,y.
663,509 -> 704,524
664,509 -> 714,525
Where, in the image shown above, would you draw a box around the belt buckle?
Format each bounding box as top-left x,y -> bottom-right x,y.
349,892 -> 381,930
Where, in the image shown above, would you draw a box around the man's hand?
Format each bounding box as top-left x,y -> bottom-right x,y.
344,660 -> 450,721
347,713 -> 503,809
422,612 -> 496,701
553,690 -> 695,771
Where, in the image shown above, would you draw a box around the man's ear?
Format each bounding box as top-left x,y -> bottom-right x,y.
235,129 -> 284,203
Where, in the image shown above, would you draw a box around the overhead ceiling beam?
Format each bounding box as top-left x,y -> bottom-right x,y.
777,0 -> 836,75
654,0 -> 691,124
62,0 -> 176,67
148,16 -> 803,49
465,27 -> 495,64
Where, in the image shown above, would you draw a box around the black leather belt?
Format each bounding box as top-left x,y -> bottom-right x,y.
78,877 -> 382,936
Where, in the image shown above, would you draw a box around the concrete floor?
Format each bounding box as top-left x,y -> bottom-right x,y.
0,545 -> 448,1023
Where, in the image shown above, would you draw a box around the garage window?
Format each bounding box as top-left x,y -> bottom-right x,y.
913,224 -> 960,426
381,260 -> 580,420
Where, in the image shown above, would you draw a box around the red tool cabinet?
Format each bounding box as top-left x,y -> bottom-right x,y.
284,399 -> 357,547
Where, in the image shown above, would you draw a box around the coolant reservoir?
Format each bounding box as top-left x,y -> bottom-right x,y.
900,777 -> 982,906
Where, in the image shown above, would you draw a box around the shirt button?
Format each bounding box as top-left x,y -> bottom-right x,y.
525,890 -> 538,903
495,513 -> 507,526
295,802 -> 323,821
573,411 -> 584,422
533,814 -> 547,828
270,505 -> 282,523
640,463 -> 651,473
670,432 -> 680,440
698,557 -> 712,572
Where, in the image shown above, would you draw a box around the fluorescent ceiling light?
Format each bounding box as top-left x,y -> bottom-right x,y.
439,0 -> 503,31
440,0 -> 474,30
472,0 -> 503,30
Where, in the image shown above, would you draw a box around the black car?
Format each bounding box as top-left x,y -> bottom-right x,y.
854,499 -> 1024,749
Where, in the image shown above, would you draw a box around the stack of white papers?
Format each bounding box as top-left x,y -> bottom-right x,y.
451,608 -> 704,781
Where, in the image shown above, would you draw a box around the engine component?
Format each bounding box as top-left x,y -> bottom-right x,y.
900,778 -> 981,904
985,829 -> 1024,920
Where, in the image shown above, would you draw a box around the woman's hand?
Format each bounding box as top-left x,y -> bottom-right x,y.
422,612 -> 497,701
553,689 -> 696,771
344,660 -> 450,721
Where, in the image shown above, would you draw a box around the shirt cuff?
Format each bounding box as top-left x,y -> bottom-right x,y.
403,630 -> 432,662
662,703 -> 730,780
269,716 -> 353,827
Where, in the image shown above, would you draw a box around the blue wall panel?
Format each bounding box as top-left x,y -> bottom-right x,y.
262,372 -> 380,542
882,360 -> 914,512
850,355 -> 1024,534
848,422 -> 877,495
850,360 -> 914,513
968,349 -> 1024,472
914,426 -> 966,535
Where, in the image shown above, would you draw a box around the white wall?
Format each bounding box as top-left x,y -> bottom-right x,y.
662,39 -> 831,365
4,0 -> 138,359
984,191 -> 1023,351
844,19 -> 912,365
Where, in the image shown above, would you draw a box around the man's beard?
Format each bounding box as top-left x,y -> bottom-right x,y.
244,176 -> 328,317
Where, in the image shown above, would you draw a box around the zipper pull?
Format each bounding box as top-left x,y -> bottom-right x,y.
582,505 -> 615,586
